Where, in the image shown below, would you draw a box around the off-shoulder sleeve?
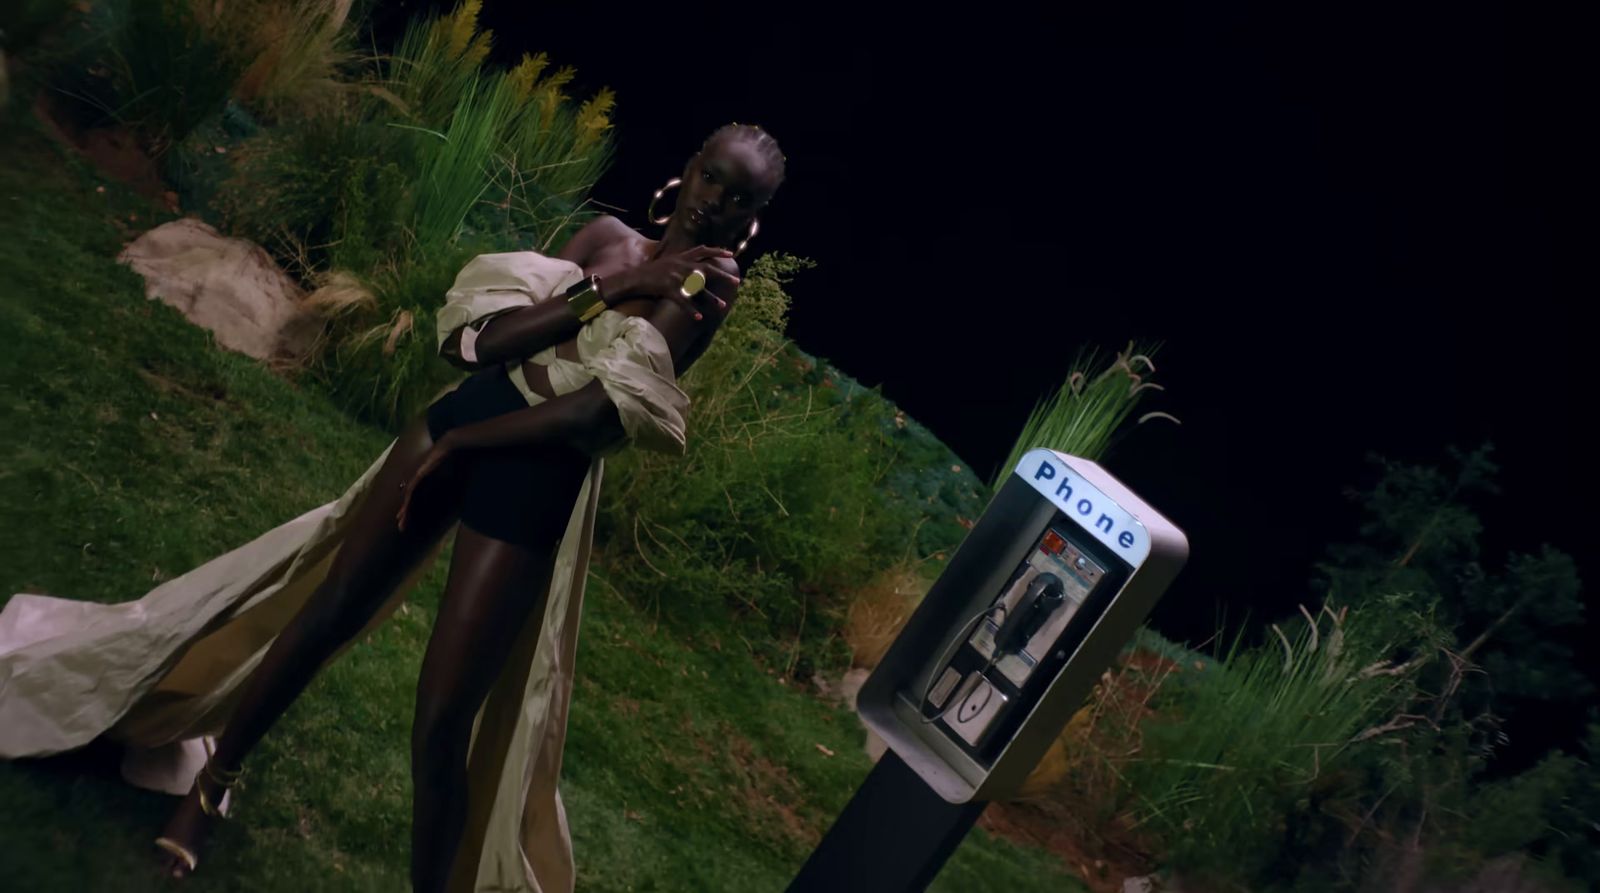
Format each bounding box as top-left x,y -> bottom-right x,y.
435,251 -> 587,354
572,311 -> 690,456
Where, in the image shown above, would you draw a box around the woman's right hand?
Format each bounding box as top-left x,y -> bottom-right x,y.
605,245 -> 740,320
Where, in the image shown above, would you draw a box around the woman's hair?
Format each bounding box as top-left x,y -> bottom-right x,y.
702,123 -> 786,189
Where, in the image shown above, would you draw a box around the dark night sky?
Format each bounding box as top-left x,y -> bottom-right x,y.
383,2 -> 1591,695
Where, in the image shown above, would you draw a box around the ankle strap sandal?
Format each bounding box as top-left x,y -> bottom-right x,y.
153,749 -> 246,875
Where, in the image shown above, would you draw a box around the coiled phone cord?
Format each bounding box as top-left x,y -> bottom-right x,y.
917,602 -> 1008,725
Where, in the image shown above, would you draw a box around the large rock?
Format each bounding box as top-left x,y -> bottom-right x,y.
118,218 -> 317,361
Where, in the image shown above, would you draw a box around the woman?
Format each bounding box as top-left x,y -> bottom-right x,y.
0,123 -> 785,892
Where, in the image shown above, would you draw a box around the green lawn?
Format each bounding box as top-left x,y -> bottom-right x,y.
0,115 -> 1083,891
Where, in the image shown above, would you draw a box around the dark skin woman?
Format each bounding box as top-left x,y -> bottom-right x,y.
154,124 -> 786,890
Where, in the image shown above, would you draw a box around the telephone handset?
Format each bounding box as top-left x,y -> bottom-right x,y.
993,573 -> 1066,656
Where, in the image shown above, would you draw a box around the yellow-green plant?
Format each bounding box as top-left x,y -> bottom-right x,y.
226,0 -> 356,117
222,0 -> 617,427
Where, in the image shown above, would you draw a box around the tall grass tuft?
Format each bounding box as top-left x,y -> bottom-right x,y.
46,0 -> 246,153
842,562 -> 934,670
218,0 -> 618,427
492,69 -> 615,245
1118,604 -> 1408,884
990,342 -> 1174,487
386,0 -> 492,125
309,244 -> 480,425
408,73 -> 518,249
37,0 -> 350,150
226,0 -> 356,118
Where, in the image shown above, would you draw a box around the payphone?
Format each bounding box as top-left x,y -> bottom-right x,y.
793,448 -> 1187,890
856,447 -> 1189,803
793,449 -> 1186,890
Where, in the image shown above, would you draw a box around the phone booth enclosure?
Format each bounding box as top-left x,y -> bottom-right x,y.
857,450 -> 1189,803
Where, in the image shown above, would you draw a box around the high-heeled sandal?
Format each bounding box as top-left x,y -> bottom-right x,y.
153,752 -> 245,876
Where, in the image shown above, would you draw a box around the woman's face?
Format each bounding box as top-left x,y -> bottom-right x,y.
675,136 -> 781,248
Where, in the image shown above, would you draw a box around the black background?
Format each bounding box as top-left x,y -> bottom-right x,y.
376,1 -> 1593,747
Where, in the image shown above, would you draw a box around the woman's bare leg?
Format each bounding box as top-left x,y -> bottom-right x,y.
156,415 -> 466,876
407,523 -> 565,893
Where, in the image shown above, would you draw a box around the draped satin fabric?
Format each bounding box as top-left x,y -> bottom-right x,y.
1,251 -> 690,892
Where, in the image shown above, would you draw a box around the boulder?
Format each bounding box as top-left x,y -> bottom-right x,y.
118,217 -> 317,361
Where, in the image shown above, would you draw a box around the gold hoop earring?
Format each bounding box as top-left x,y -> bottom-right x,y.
647,178 -> 682,225
735,218 -> 759,257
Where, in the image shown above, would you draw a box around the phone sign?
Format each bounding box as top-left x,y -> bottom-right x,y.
1017,449 -> 1151,566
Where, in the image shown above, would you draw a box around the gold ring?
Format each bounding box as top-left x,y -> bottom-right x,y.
679,270 -> 706,299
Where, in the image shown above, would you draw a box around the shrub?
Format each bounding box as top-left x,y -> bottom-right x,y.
216,0 -> 615,427
47,0 -> 246,154
597,255 -> 961,675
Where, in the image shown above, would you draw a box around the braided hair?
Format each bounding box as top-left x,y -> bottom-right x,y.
701,122 -> 786,190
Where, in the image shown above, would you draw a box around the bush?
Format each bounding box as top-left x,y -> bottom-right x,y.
227,0 -> 355,119
1080,448 -> 1597,891
44,0 -> 246,154
308,244 -> 480,426
40,0 -> 352,133
1119,606 -> 1406,886
597,254 -> 981,675
248,0 -> 616,262
215,0 -> 616,427
222,113 -> 410,273
841,562 -> 933,670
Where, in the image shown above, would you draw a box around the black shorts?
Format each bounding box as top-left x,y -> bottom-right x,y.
424,365 -> 590,549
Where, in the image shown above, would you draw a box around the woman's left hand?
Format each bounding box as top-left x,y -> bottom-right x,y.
396,436 -> 457,532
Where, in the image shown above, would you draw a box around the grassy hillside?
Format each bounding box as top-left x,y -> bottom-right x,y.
0,109 -> 1082,892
